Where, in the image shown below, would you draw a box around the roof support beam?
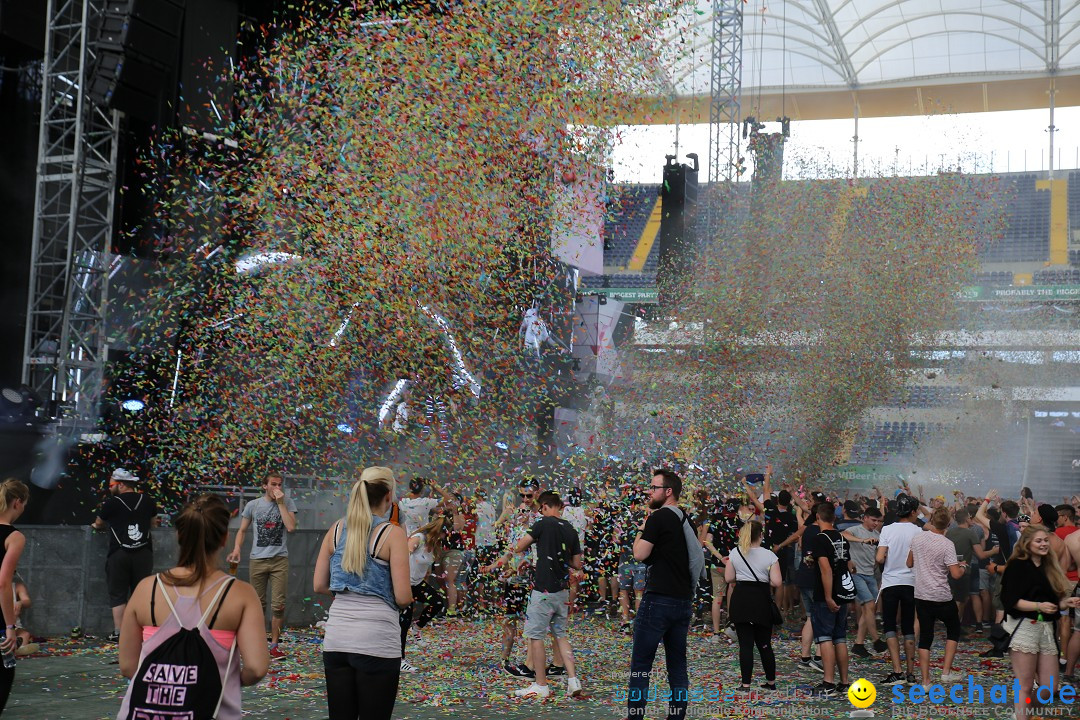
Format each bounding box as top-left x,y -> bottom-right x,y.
599,72 -> 1080,125
811,0 -> 856,87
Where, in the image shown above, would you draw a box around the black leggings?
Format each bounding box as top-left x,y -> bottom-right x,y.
734,622 -> 775,685
412,581 -> 446,627
880,585 -> 916,638
400,581 -> 447,654
324,651 -> 400,720
915,598 -> 961,650
0,666 -> 13,714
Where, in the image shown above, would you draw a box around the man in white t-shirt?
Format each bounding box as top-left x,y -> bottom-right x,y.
875,494 -> 922,685
398,477 -> 452,535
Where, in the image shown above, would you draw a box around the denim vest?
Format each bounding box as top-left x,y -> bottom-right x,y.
329,519 -> 398,611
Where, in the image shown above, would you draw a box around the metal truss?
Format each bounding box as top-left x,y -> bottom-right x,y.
708,0 -> 743,185
23,0 -> 119,426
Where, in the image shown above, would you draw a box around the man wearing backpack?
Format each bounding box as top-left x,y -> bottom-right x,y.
626,468 -> 700,720
92,468 -> 159,642
809,502 -> 857,698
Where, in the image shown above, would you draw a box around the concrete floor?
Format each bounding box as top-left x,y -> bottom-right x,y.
2,618 -> 1070,720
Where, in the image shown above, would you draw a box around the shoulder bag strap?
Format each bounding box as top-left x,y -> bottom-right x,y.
211,635 -> 238,720
735,547 -> 765,583
154,574 -> 183,627
150,576 -> 158,626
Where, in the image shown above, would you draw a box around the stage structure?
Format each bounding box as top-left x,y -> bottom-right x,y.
707,0 -> 743,185
22,0 -> 120,430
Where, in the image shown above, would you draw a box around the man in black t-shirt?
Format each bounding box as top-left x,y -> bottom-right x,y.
763,490 -> 800,615
513,491 -> 583,698
809,503 -> 856,698
627,468 -> 695,720
91,468 -> 158,641
704,499 -> 743,638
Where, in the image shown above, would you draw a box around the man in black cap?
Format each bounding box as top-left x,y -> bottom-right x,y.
91,468 -> 158,641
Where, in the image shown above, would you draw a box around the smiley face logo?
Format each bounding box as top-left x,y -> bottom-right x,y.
848,678 -> 876,709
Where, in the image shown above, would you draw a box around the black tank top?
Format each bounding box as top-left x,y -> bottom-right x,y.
0,524 -> 17,569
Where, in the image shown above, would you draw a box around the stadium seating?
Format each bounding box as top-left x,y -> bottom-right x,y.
604,185 -> 660,269
884,385 -> 967,408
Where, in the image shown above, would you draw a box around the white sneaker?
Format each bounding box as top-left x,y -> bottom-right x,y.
567,677 -> 583,697
723,626 -> 737,641
514,682 -> 551,698
400,659 -> 419,673
940,672 -> 964,683
409,628 -> 426,647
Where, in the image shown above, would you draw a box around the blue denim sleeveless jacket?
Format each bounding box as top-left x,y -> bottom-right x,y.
329,518 -> 397,611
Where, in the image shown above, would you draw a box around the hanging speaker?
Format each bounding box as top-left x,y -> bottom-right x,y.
87,0 -> 185,124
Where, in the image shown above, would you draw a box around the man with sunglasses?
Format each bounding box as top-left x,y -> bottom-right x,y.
91,468 -> 159,642
627,468 -> 696,720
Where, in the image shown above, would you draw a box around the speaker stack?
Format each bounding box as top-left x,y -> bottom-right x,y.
87,0 -> 185,124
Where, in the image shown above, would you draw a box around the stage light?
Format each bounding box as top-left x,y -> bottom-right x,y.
234,251 -> 301,275
336,423 -> 354,434
120,399 -> 145,412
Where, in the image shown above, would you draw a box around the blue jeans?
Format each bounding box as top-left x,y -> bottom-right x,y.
628,593 -> 692,719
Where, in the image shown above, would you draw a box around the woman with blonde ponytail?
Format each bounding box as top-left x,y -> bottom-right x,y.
314,466 -> 412,720
0,479 -> 28,712
725,520 -> 782,692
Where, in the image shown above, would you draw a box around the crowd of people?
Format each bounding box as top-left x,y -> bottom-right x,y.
0,466 -> 1079,720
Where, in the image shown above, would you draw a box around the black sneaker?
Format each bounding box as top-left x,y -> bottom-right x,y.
882,672 -> 906,686
812,682 -> 837,699
905,673 -> 919,685
621,622 -> 633,636
504,663 -> 535,678
546,664 -> 567,676
873,639 -> 888,653
760,682 -> 777,692
851,644 -> 870,658
836,682 -> 850,696
972,622 -> 984,633
979,647 -> 1004,658
106,630 -> 120,643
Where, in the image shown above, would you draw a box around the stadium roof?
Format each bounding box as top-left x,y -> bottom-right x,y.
624,0 -> 1080,123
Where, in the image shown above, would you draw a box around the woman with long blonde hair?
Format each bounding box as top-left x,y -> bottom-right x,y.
313,466 -> 412,720
1000,524 -> 1080,718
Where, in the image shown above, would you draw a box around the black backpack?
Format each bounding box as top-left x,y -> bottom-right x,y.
123,575 -> 236,720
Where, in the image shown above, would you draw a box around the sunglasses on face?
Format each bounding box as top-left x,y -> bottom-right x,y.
519,493 -> 535,499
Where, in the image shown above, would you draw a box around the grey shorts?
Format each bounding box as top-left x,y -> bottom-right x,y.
523,589 -> 569,639
853,573 -> 878,605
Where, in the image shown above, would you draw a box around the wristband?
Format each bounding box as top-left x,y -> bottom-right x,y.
5,625 -> 14,630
